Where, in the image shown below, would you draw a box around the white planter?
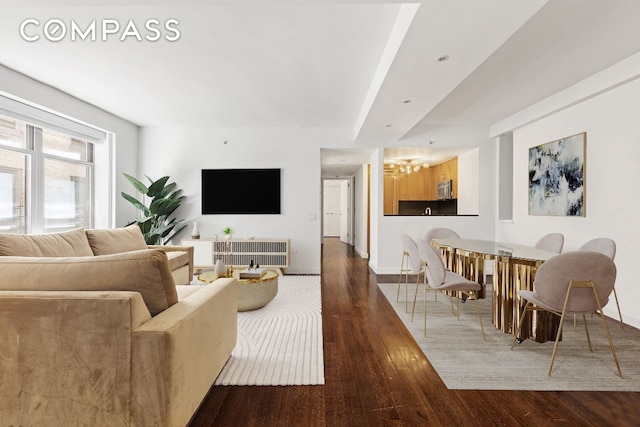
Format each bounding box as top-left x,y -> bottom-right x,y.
191,222 -> 200,239
214,259 -> 226,276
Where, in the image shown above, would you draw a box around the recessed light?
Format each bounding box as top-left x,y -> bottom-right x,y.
437,55 -> 450,62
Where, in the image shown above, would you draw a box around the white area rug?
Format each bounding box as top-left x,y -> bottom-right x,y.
215,275 -> 324,386
378,282 -> 640,391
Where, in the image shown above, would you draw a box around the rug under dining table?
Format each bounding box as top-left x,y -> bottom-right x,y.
378,282 -> 640,391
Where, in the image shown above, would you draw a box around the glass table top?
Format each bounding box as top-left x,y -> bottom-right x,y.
432,238 -> 559,262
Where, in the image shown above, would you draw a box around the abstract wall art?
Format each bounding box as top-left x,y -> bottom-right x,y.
528,132 -> 586,216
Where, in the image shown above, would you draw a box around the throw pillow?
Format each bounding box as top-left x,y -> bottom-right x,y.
0,228 -> 94,257
0,249 -> 178,316
86,224 -> 148,255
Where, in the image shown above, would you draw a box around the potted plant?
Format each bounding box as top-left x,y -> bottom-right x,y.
222,226 -> 234,240
121,173 -> 187,245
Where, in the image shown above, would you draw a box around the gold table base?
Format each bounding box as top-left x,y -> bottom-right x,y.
434,241 -> 560,343
493,257 -> 559,342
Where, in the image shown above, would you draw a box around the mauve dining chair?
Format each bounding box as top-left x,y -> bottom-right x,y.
510,251 -> 622,377
424,227 -> 460,243
578,238 -> 623,329
534,233 -> 565,253
413,238 -> 486,340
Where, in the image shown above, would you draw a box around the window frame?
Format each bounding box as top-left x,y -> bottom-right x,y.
0,115 -> 96,234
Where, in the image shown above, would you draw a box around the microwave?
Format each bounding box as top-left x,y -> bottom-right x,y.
436,180 -> 452,200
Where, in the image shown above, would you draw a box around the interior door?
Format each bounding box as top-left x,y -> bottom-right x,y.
323,181 -> 341,237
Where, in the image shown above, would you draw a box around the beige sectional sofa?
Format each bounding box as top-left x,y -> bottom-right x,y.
0,227 -> 237,426
0,224 -> 195,285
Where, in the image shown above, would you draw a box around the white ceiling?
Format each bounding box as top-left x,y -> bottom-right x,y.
2,1 -> 640,176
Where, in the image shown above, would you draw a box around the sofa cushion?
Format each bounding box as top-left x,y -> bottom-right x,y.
0,249 -> 178,316
0,228 -> 94,257
165,250 -> 190,271
85,224 -> 148,255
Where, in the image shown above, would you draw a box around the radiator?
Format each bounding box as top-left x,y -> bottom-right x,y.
184,238 -> 290,269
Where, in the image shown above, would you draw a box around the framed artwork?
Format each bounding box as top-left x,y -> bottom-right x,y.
528,132 -> 586,216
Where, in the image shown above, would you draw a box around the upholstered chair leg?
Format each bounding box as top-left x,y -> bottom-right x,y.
548,316 -> 565,376
447,296 -> 457,317
548,282 -> 577,376
447,295 -> 457,316
591,286 -> 623,378
472,292 -> 486,341
396,252 -> 404,302
582,313 -> 593,352
613,287 -> 624,330
511,302 -> 531,350
411,268 -> 422,321
600,313 -> 623,378
423,286 -> 428,337
397,252 -> 405,303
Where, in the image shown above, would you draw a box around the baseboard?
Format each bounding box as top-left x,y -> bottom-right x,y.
354,246 -> 368,259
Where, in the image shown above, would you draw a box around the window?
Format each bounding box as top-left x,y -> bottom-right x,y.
0,113 -> 94,234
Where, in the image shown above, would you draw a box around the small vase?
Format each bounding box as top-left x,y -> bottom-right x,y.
191,222 -> 200,239
224,233 -> 232,240
214,259 -> 226,276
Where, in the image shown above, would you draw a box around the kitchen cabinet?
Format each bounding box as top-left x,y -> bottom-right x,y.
397,169 -> 424,200
383,173 -> 396,215
384,157 -> 459,214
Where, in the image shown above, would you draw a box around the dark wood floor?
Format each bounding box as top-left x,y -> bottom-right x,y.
190,237 -> 640,426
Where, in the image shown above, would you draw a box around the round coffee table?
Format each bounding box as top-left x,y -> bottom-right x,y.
198,269 -> 279,312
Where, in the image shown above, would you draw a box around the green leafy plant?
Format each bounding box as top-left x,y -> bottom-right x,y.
121,173 -> 187,245
222,226 -> 234,236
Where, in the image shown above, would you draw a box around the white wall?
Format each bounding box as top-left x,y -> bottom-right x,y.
368,150 -> 382,269
354,163 -> 369,258
139,126 -> 355,274
0,64 -> 139,227
496,134 -> 514,221
495,67 -> 640,329
457,147 -> 479,215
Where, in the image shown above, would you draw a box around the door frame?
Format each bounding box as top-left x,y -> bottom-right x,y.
321,177 -> 354,246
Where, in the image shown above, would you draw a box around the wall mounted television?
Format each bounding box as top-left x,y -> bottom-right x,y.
201,168 -> 281,214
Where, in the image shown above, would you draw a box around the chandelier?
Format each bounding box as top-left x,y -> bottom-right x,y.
397,160 -> 424,175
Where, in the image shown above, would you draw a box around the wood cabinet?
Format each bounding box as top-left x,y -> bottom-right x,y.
396,166 -> 429,200
423,157 -> 458,200
405,170 -> 424,200
383,173 -> 396,215
384,157 -> 459,214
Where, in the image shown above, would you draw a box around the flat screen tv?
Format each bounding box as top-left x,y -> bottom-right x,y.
201,168 -> 281,214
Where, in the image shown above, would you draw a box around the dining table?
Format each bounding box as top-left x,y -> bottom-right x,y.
432,238 -> 560,343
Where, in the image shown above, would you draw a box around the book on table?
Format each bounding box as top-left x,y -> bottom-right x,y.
239,268 -> 267,279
